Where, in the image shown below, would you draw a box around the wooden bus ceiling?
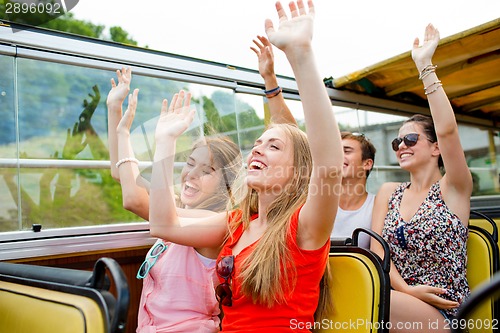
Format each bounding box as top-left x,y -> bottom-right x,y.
9,246 -> 150,333
331,18 -> 500,125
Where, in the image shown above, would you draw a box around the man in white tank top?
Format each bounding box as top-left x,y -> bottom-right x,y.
331,132 -> 376,249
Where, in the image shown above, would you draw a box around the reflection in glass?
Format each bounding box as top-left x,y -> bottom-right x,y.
4,58 -> 253,230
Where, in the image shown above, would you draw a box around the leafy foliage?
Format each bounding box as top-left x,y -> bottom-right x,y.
0,3 -> 137,45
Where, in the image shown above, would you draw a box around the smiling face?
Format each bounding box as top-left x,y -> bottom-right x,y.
180,145 -> 223,209
246,126 -> 295,194
342,138 -> 372,180
394,122 -> 439,171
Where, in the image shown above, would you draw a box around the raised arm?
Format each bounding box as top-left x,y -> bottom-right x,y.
412,24 -> 472,221
116,89 -> 150,220
266,0 -> 343,249
107,67 -> 132,181
251,35 -> 296,125
148,91 -> 228,248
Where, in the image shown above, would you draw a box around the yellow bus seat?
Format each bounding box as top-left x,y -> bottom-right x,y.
465,224 -> 499,333
469,210 -> 500,259
319,228 -> 391,333
0,280 -> 107,333
0,257 -> 130,333
453,270 -> 500,333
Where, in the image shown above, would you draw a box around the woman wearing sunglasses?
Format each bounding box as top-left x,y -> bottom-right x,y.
371,24 -> 472,333
149,1 -> 343,332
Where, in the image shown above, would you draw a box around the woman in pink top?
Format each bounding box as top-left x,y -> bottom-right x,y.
148,1 -> 343,331
107,51 -> 294,331
107,74 -> 242,331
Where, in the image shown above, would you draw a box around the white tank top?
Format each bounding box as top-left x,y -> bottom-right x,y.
331,193 -> 375,249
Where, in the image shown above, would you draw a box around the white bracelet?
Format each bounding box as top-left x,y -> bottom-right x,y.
116,157 -> 139,168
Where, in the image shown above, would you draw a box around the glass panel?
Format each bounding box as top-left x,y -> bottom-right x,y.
14,59 -> 199,230
235,93 -> 304,157
9,57 -> 246,230
0,56 -> 17,232
3,54 -> 499,233
17,59 -> 109,160
15,59 -> 121,230
463,125 -> 500,196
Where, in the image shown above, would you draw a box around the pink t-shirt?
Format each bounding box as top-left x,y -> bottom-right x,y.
137,240 -> 220,333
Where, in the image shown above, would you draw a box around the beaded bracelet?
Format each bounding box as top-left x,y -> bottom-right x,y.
116,157 -> 139,168
264,86 -> 282,99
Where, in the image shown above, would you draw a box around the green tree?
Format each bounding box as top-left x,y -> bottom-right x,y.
0,4 -> 137,45
42,12 -> 105,38
109,26 -> 137,45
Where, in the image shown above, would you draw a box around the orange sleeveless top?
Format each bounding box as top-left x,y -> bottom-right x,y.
217,207 -> 329,332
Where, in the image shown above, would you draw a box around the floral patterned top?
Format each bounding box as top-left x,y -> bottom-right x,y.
382,181 -> 469,316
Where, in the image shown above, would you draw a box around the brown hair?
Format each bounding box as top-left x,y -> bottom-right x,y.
403,114 -> 444,168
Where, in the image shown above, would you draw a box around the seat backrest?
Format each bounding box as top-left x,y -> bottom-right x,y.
453,270 -> 500,333
466,225 -> 499,333
469,210 -> 500,267
0,257 -> 129,333
0,279 -> 107,333
318,228 -> 390,333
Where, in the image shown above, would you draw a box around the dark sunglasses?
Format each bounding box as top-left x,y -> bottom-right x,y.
391,133 -> 420,151
215,255 -> 234,306
136,241 -> 168,279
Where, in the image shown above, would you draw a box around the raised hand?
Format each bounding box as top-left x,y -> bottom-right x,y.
154,90 -> 196,145
107,67 -> 132,107
117,88 -> 139,136
265,0 -> 315,54
108,67 -> 133,181
412,23 -> 440,72
251,35 -> 276,80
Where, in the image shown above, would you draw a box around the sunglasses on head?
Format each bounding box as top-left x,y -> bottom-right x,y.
341,131 -> 366,140
391,133 -> 420,151
215,255 -> 234,307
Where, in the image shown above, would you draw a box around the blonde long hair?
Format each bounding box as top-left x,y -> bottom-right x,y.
228,123 -> 332,315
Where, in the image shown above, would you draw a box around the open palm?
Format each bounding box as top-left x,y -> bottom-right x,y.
412,24 -> 440,70
265,0 -> 314,53
154,90 -> 195,144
